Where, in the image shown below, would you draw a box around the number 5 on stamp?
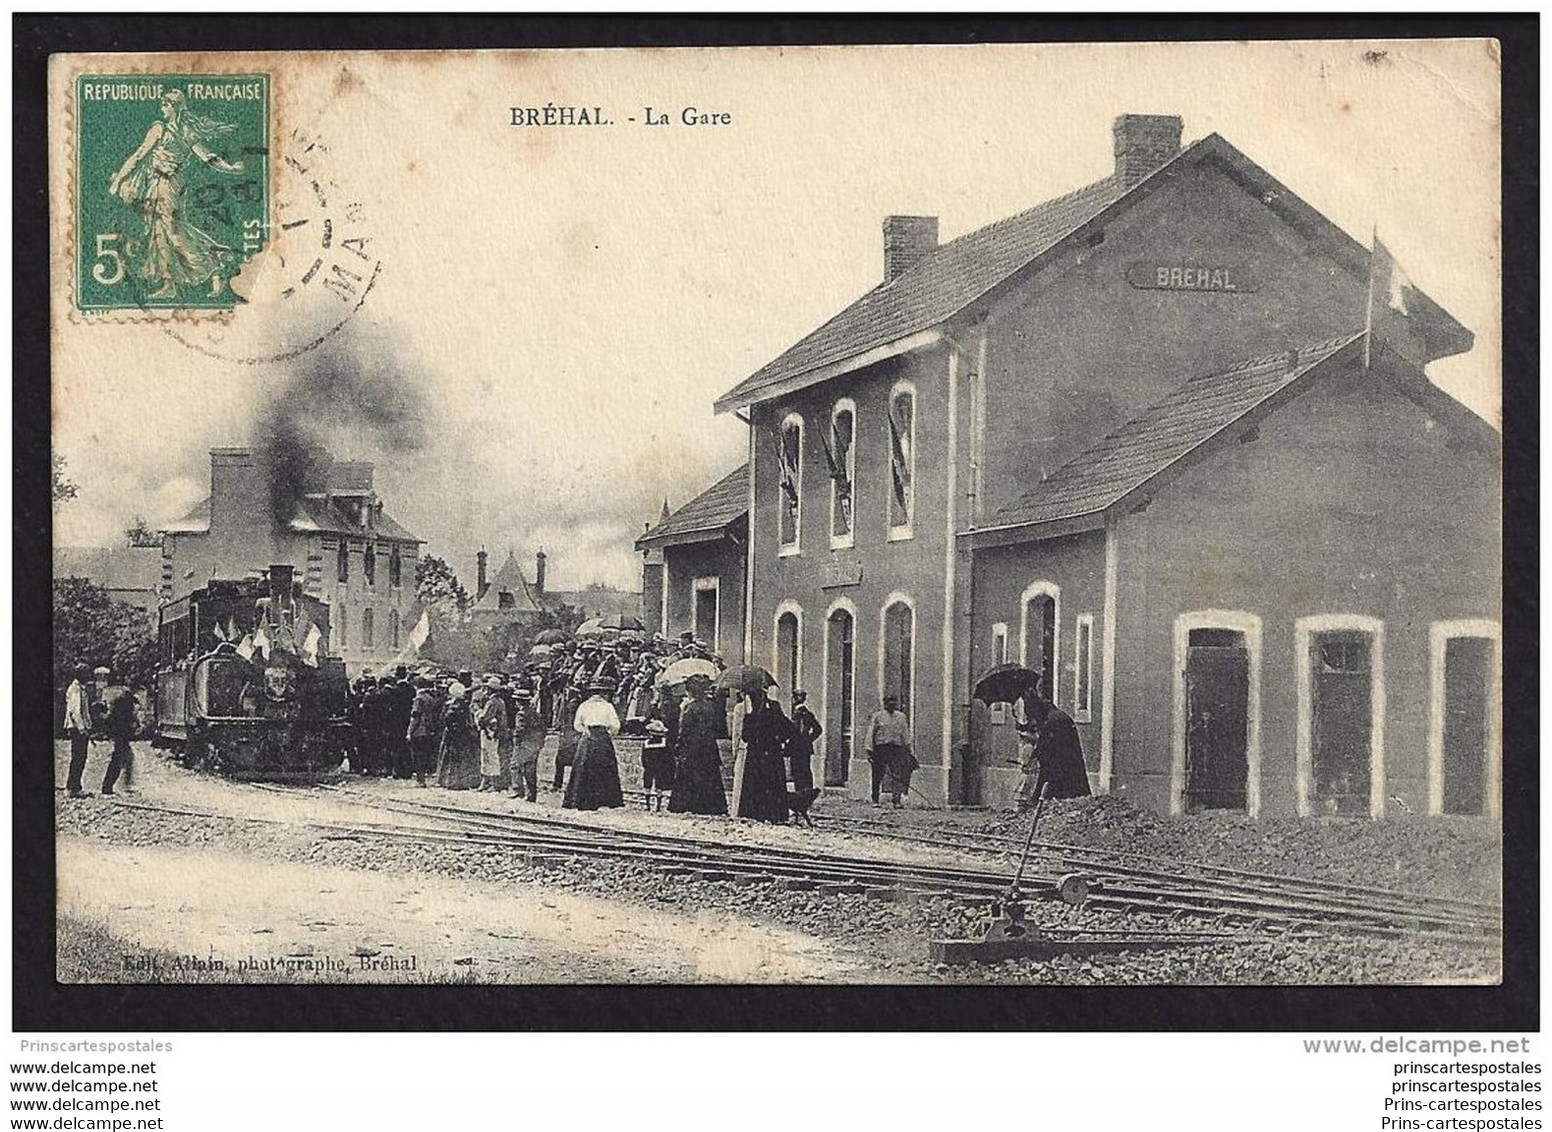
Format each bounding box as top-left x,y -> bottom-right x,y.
75,74 -> 269,312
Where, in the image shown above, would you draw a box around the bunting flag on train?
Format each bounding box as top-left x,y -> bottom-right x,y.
252,623 -> 271,660
299,622 -> 323,667
235,633 -> 255,660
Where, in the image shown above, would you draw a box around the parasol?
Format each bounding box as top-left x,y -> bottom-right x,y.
717,664 -> 777,696
973,663 -> 1043,705
535,629 -> 571,645
527,643 -> 554,658
656,657 -> 720,688
595,613 -> 646,632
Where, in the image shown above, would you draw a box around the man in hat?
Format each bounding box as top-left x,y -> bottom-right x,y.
406,676 -> 442,787
62,664 -> 95,797
788,689 -> 820,795
98,668 -> 139,796
864,694 -> 914,808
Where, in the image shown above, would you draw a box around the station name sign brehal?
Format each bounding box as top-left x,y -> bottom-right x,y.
1126,262 -> 1259,293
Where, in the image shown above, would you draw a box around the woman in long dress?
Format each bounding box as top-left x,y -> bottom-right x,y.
474,678 -> 510,792
563,690 -> 624,811
107,89 -> 247,301
666,677 -> 728,816
435,688 -> 480,790
736,688 -> 793,824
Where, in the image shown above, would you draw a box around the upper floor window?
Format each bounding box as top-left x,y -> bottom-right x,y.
887,383 -> 915,537
826,400 -> 856,547
389,545 -> 402,588
338,607 -> 348,648
336,541 -> 349,584
364,543 -> 377,587
362,608 -> 375,650
390,610 -> 401,649
777,413 -> 803,553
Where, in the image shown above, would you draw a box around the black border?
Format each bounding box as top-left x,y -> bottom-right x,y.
14,14 -> 1538,1033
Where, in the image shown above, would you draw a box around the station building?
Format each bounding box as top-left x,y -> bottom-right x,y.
705,113 -> 1499,818
162,448 -> 424,675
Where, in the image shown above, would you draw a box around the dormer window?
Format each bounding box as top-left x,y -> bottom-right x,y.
887,383 -> 915,538
778,413 -> 803,555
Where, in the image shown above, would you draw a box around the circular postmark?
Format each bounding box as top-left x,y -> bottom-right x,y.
158,124 -> 383,366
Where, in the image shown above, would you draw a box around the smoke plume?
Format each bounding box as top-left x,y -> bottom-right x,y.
255,330 -> 429,525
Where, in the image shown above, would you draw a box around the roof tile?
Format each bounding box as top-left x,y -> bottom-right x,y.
637,464 -> 749,546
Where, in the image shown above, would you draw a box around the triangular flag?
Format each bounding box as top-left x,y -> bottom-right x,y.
300,622 -> 323,668
236,633 -> 255,660
252,623 -> 271,660
213,621 -> 228,642
407,611 -> 431,654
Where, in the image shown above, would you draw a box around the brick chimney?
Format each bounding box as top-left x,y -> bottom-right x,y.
476,548 -> 489,601
883,215 -> 938,282
534,549 -> 547,596
1112,113 -> 1183,187
209,447 -> 273,542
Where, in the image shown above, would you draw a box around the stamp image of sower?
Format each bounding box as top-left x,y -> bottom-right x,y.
75,74 -> 270,312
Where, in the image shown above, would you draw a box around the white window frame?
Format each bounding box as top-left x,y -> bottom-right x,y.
989,621 -> 1010,724
876,591 -> 917,731
692,576 -> 721,654
1169,610 -> 1263,818
885,380 -> 916,541
828,398 -> 857,551
772,600 -> 805,696
822,596 -> 859,771
1073,613 -> 1096,723
1425,619 -> 1502,820
1017,580 -> 1061,704
1294,614 -> 1386,820
777,412 -> 804,557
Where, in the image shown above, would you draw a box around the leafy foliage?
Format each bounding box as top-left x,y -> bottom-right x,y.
415,554 -> 470,621
52,453 -> 78,506
53,577 -> 158,690
124,515 -> 163,547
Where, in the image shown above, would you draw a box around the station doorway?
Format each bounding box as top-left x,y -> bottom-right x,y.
1441,635 -> 1492,816
1183,628 -> 1249,811
1309,630 -> 1375,816
824,607 -> 854,786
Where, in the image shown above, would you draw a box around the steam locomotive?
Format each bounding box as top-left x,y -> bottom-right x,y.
153,564 -> 353,778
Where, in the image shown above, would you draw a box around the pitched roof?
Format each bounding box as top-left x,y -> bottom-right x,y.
636,464 -> 749,548
715,174 -> 1130,412
981,333 -> 1366,533
162,496 -> 420,543
472,551 -> 545,614
714,133 -> 1472,413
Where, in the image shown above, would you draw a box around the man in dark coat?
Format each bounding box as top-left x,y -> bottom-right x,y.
788,690 -> 821,794
99,674 -> 138,795
667,676 -> 728,816
387,668 -> 416,778
1016,692 -> 1092,806
736,688 -> 793,824
406,677 -> 441,787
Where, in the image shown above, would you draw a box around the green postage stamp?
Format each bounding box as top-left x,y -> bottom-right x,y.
74,74 -> 269,312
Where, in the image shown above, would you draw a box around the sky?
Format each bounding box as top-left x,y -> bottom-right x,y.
51,40 -> 1501,592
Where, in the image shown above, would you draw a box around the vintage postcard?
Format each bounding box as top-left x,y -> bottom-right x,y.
47,41 -> 1503,987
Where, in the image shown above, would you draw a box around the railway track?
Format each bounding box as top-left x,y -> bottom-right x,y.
215,783 -> 1502,945
809,811 -> 1502,931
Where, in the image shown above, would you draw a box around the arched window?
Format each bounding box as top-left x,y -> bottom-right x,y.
778,413 -> 803,553
336,541 -> 349,584
828,400 -> 856,547
338,607 -> 348,649
390,609 -> 401,649
887,383 -> 915,537
879,593 -> 915,719
362,608 -> 375,650
364,542 -> 377,587
774,602 -> 803,698
1019,581 -> 1060,703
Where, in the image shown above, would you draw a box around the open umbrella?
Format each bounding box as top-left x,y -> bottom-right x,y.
575,618 -> 607,637
717,664 -> 777,696
657,657 -> 719,688
592,613 -> 646,632
527,643 -> 554,659
973,663 -> 1043,705
535,629 -> 570,645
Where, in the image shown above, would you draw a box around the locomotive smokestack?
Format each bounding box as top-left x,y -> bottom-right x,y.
269,563 -> 296,625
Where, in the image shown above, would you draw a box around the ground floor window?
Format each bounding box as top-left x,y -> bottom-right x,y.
1073,613 -> 1095,722
692,577 -> 720,652
774,604 -> 801,700
1019,582 -> 1059,702
880,595 -> 914,719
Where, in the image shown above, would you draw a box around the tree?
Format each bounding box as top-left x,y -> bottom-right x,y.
415,554 -> 470,621
125,515 -> 162,547
52,453 -> 78,506
53,577 -> 158,691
